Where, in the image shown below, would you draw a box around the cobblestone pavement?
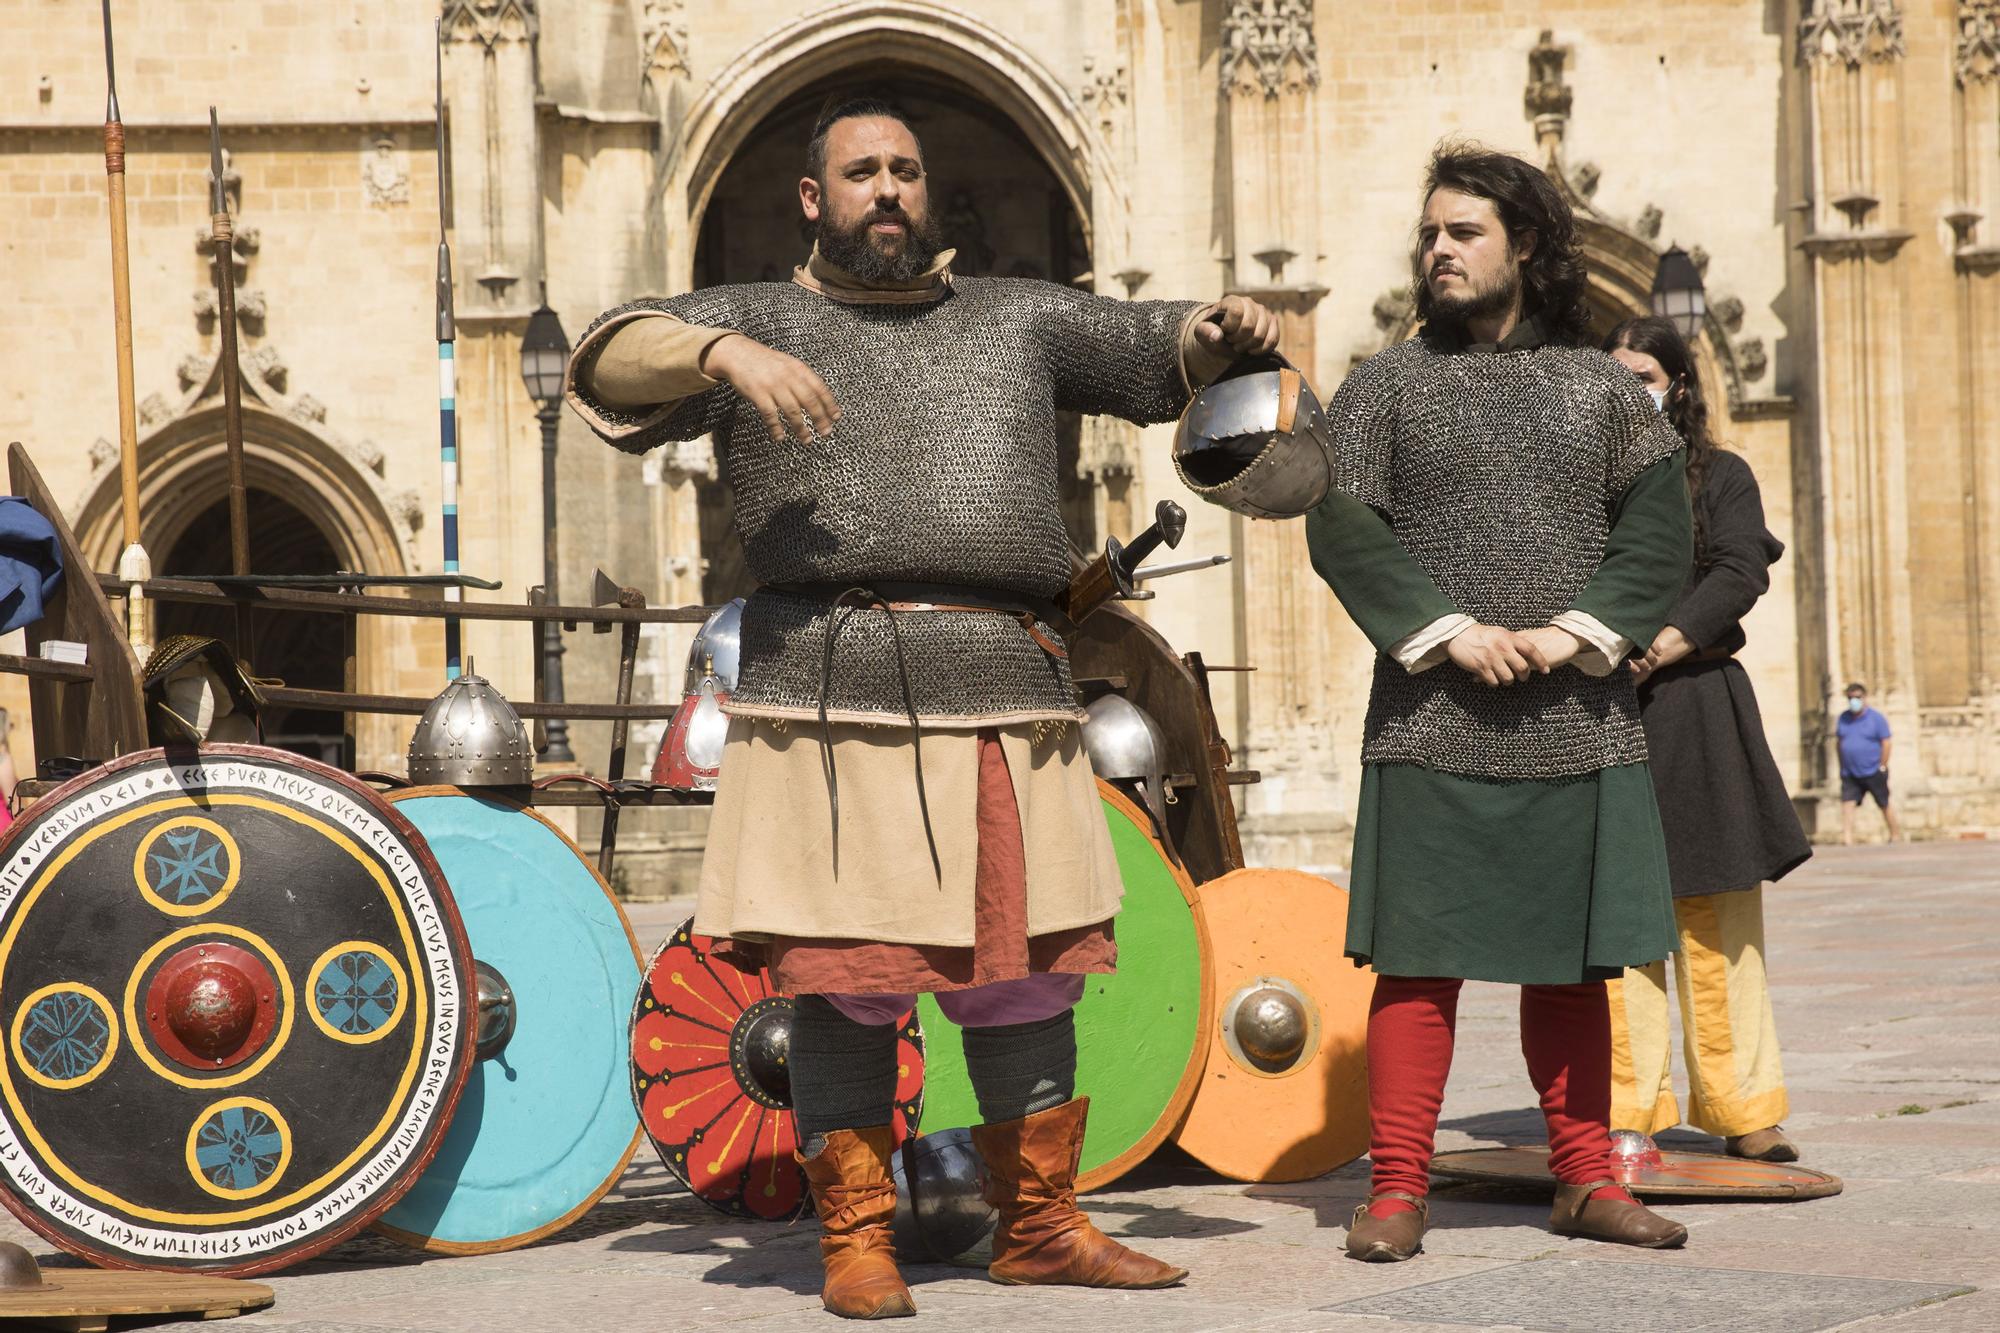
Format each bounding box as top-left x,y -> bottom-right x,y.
6,843 -> 1994,1331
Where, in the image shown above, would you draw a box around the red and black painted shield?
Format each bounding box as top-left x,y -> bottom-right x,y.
0,746 -> 475,1275
629,919 -> 923,1220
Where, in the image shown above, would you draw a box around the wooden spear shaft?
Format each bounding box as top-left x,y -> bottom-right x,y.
210,106 -> 255,661
101,0 -> 150,657
208,108 -> 250,580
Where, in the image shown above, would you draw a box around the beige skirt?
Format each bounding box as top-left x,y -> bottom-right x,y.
696,718 -> 1123,949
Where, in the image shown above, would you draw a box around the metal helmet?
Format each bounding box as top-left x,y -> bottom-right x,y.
1081,692 -> 1170,832
141,634 -> 263,747
1173,354 -> 1333,519
407,664 -> 534,786
651,675 -> 729,792
684,598 -> 745,695
890,1128 -> 995,1263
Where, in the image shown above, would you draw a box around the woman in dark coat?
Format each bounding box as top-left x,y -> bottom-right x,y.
1602,317 -> 1813,1163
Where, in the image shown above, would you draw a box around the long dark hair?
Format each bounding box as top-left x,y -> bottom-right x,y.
1603,315 -> 1720,558
1412,142 -> 1592,348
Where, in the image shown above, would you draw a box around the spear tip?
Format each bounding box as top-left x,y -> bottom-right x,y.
100,0 -> 120,122
208,107 -> 227,215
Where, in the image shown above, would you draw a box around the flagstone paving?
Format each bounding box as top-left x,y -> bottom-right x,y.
5,842 -> 1993,1330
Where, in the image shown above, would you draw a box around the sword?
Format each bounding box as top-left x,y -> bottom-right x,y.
100,0 -> 151,658
1061,500 -> 1187,624
1132,553 -> 1231,582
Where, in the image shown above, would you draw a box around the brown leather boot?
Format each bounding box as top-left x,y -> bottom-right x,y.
1726,1127 -> 1799,1162
1345,1193 -> 1429,1262
1550,1181 -> 1688,1249
971,1098 -> 1187,1288
797,1127 -> 917,1319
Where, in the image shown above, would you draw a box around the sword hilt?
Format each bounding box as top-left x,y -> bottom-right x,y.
1061,500 -> 1189,625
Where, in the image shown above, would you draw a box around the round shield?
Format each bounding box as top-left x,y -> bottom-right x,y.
916,780 -> 1211,1191
630,920 -> 925,1220
371,789 -> 643,1254
1429,1146 -> 1844,1201
0,1240 -> 274,1323
0,746 -> 473,1275
1170,868 -> 1372,1183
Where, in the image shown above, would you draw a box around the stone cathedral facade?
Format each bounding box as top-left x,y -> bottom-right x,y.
2,1 -> 1996,885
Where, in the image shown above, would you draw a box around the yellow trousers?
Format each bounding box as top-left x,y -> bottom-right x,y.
1607,887 -> 1789,1137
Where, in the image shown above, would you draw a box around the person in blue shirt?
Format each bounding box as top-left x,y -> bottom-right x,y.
1837,682 -> 1903,844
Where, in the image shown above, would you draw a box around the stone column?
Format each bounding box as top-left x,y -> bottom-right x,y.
1955,3 -> 2000,702
1796,0 -> 1921,776
440,1 -> 545,695
1217,1 -> 1345,869
643,438 -> 714,701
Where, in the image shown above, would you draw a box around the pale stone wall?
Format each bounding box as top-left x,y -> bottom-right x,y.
2,0 -> 1994,877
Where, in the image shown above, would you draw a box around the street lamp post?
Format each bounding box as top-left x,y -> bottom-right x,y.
521,296 -> 574,763
1650,245 -> 1707,342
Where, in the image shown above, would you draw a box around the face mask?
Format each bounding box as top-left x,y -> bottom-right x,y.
1846,698 -> 1866,715
1646,387 -> 1669,413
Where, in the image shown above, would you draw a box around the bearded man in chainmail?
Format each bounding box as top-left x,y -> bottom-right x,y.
566,98 -> 1276,1319
1306,144 -> 1695,1262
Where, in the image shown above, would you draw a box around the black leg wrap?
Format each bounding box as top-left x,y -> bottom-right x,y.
962,1008 -> 1077,1124
789,994 -> 902,1143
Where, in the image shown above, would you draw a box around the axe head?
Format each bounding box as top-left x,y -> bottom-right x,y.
592,568 -> 619,633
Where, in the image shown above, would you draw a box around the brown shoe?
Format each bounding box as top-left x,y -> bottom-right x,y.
1550,1181 -> 1688,1249
1726,1127 -> 1799,1162
798,1128 -> 917,1319
1345,1193 -> 1429,1262
970,1098 -> 1187,1288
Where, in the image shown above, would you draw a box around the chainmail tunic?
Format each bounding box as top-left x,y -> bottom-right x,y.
570,278 -> 1201,726
1330,332 -> 1685,779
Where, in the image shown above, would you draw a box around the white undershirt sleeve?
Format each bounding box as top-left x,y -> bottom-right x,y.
1550,611 -> 1634,677
1389,614 -> 1476,674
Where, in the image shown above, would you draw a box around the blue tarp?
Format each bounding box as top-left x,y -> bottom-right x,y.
0,497 -> 65,635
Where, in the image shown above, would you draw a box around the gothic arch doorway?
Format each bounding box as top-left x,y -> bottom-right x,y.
687,71 -> 1096,603
73,404 -> 417,766
154,490 -> 346,763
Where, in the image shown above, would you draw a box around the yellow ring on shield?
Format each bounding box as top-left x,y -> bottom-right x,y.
305,942 -> 409,1046
132,816 -> 241,918
9,982 -> 121,1092
122,924 -> 296,1090
185,1096 -> 293,1201
0,792 -> 430,1226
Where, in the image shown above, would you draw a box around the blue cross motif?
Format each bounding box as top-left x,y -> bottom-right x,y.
19,991 -> 110,1081
193,1105 -> 285,1191
148,828 -> 229,904
315,952 -> 399,1035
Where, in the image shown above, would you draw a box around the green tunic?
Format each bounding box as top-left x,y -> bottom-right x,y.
1307,431 -> 1690,986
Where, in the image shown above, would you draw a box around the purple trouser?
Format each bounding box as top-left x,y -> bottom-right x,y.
822,973 -> 1085,1027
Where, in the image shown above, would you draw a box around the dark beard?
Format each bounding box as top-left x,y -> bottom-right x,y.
815,204 -> 944,284
1425,269 -> 1521,336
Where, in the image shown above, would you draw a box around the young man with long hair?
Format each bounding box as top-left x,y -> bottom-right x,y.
1307,144 -> 1693,1260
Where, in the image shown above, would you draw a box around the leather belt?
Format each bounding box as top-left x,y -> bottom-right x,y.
762,581 -> 1071,884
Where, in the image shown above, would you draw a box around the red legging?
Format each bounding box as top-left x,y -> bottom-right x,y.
1366,975 -> 1623,1207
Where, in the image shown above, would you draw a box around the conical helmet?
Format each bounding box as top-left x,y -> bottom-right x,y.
1081,692 -> 1171,832
407,662 -> 533,786
684,598 -> 745,695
